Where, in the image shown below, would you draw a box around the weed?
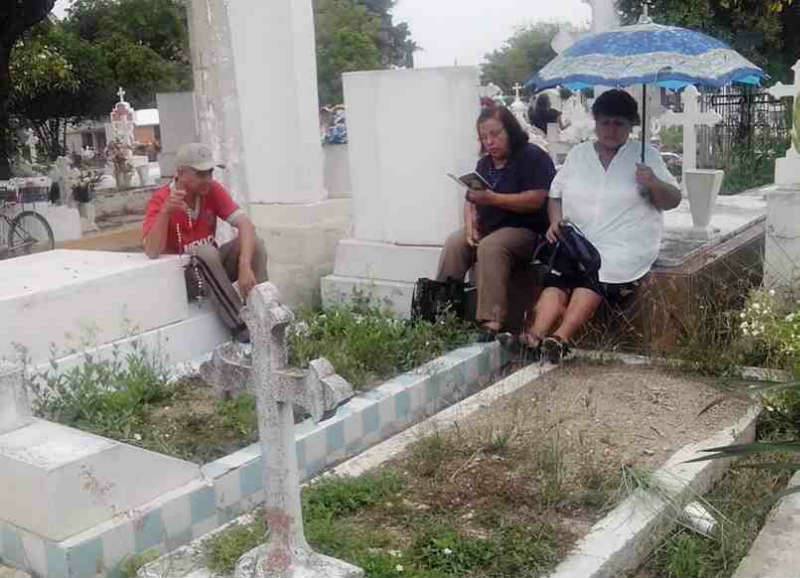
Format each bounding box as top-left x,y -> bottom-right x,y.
288,305 -> 475,388
119,549 -> 160,578
406,431 -> 458,479
204,517 -> 267,575
303,473 -> 405,522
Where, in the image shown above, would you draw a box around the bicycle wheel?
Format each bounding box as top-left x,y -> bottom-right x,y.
8,211 -> 55,257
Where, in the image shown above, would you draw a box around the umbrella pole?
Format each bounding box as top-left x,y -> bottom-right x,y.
641,83 -> 647,163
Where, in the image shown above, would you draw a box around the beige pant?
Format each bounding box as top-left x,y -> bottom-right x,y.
437,227 -> 539,325
187,236 -> 268,331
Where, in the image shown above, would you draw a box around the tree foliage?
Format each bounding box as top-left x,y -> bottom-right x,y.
617,0 -> 800,82
0,0 -> 58,178
314,0 -> 416,105
480,23 -> 566,94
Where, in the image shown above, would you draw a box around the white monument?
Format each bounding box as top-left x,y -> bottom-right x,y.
321,67 -> 481,316
765,60 -> 800,299
234,283 -> 362,578
660,86 -> 723,180
187,0 -> 350,308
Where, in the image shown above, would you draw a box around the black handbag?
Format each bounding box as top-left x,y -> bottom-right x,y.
410,278 -> 475,323
531,221 -> 601,284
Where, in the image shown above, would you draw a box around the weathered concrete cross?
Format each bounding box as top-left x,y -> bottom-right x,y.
659,85 -> 722,180
234,283 -> 362,578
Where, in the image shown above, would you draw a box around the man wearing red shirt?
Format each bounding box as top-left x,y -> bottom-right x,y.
143,143 -> 267,342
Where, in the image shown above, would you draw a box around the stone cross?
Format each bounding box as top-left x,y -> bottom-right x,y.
117,86 -> 127,103
659,85 -> 722,179
234,282 -> 362,578
768,60 -> 800,156
512,83 -> 523,101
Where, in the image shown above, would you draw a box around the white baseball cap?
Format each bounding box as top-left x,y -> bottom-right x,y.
176,143 -> 218,172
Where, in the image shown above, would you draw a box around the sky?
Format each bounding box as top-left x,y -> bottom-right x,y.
53,0 -> 591,67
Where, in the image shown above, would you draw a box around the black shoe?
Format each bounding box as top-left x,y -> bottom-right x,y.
234,326 -> 251,344
476,330 -> 497,343
541,336 -> 570,365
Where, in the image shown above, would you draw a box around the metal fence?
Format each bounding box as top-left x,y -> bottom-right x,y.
698,86 -> 792,169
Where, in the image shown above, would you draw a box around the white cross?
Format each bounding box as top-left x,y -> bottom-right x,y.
117,86 -> 126,102
512,83 -> 523,101
660,85 -> 722,178
767,60 -> 800,101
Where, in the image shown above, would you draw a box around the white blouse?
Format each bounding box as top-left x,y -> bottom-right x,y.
549,140 -> 679,284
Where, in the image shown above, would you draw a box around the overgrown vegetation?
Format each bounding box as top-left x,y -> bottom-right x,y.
288,304 -> 476,389
32,345 -> 259,463
31,305 -> 475,462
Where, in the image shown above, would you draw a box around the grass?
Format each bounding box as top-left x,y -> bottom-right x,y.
32,346 -> 260,463
636,454 -> 793,578
30,305 -> 476,463
288,303 -> 476,389
203,393 -> 632,578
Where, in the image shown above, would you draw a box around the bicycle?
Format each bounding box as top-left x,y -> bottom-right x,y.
0,182 -> 55,260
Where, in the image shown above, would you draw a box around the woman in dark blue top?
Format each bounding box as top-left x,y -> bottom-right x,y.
437,105 -> 556,338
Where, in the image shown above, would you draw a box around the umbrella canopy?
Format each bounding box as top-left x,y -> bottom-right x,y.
527,21 -> 767,92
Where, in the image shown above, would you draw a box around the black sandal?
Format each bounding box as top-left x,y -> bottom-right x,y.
517,332 -> 542,361
541,335 -> 571,365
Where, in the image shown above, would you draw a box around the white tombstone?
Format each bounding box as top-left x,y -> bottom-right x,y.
765,60 -> 800,299
769,60 -> 800,186
25,131 -> 38,165
660,86 -> 723,182
110,87 -> 136,149
321,67 -> 480,316
187,0 -> 350,308
234,283 -> 362,578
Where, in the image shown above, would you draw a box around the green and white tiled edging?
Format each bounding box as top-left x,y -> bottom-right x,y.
0,342 -> 509,578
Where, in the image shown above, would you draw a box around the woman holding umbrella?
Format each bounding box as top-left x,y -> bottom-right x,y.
521,11 -> 767,362
521,89 -> 681,363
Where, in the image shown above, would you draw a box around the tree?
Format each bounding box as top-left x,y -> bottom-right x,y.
10,21 -> 113,160
314,0 -> 416,105
1,0 -> 57,179
64,0 -> 192,107
617,0 -> 799,82
481,23 -> 565,95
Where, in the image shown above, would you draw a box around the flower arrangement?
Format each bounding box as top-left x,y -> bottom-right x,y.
105,138 -> 133,175
71,168 -> 103,203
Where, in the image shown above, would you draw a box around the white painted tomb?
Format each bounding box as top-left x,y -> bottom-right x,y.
765,60 -> 800,298
187,0 -> 350,308
322,67 -> 480,316
0,363 -> 200,545
0,250 -> 228,370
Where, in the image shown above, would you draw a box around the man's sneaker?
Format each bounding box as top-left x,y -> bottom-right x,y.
541,336 -> 570,365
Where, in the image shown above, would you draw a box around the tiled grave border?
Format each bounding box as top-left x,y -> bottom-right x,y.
0,342 -> 509,578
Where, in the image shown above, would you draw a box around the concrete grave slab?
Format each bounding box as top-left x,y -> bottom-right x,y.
0,419 -> 200,542
0,250 -> 189,364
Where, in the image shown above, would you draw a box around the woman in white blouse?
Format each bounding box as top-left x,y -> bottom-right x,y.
522,89 -> 681,363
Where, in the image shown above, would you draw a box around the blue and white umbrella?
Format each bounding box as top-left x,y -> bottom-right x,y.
527,20 -> 766,92
526,17 -> 767,160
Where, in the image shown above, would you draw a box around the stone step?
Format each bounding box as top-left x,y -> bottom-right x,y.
0,250 -> 189,365
0,419 -> 200,541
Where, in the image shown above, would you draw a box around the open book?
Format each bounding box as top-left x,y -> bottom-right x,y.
447,171 -> 491,191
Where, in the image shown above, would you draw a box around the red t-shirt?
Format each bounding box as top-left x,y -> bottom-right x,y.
142,181 -> 241,254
